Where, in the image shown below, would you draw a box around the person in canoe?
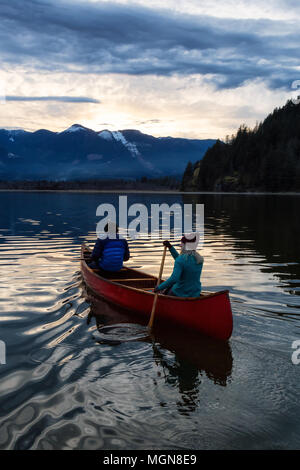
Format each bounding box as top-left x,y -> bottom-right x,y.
154,232 -> 203,297
89,221 -> 130,272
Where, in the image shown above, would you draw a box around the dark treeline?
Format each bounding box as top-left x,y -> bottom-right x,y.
181,100 -> 300,192
0,176 -> 180,191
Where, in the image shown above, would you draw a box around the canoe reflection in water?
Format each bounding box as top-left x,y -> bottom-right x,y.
85,291 -> 233,415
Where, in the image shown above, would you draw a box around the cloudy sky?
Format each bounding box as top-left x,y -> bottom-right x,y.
0,0 -> 300,138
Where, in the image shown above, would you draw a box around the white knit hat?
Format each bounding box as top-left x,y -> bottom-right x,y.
181,232 -> 200,251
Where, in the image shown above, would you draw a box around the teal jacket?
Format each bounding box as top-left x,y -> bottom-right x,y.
157,246 -> 203,297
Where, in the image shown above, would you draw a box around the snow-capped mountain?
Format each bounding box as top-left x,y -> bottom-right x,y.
58,124 -> 88,134
0,125 -> 216,180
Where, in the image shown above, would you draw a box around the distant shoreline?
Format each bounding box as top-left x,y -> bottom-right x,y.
0,189 -> 300,195
0,189 -> 179,194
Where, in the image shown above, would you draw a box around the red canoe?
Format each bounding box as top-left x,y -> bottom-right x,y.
81,245 -> 233,341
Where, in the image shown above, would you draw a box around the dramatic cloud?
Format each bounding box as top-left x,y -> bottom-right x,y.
0,0 -> 299,90
86,0 -> 300,21
0,0 -> 299,138
5,95 -> 100,103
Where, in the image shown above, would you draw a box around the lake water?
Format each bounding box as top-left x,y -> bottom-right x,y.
0,191 -> 299,450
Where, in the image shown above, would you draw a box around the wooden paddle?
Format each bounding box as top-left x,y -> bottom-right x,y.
148,245 -> 167,330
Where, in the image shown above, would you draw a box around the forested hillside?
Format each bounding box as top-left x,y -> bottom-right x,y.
181,100 -> 300,192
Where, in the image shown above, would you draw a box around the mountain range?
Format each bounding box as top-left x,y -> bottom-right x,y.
0,124 -> 215,181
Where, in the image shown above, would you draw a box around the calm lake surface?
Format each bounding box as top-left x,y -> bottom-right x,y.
0,191 -> 299,450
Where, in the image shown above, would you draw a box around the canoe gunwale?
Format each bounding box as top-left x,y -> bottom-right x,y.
80,244 -> 233,340
81,244 -> 229,302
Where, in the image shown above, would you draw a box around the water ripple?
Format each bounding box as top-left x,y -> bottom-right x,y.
0,192 -> 300,450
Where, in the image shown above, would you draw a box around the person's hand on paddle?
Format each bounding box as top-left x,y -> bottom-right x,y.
153,287 -> 160,293
163,240 -> 171,249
